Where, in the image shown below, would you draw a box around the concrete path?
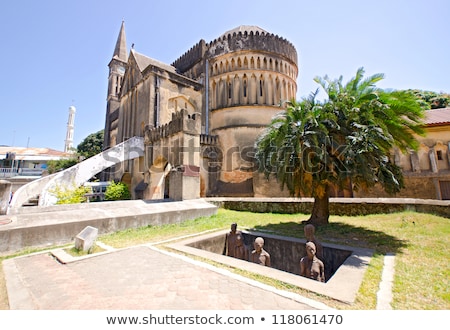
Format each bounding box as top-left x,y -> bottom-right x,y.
3,244 -> 331,310
376,253 -> 395,310
1,198 -> 397,310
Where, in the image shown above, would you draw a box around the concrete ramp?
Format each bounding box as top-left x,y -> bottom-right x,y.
7,137 -> 144,213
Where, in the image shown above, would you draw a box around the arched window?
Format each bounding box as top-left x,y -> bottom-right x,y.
275,78 -> 280,104
233,75 -> 240,105
211,80 -> 217,109
115,76 -> 120,95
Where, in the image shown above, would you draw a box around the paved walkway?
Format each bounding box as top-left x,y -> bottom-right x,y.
3,244 -> 331,310
1,198 -> 398,310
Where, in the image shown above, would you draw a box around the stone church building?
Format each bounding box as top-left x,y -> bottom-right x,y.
103,22 -> 298,200
103,22 -> 450,200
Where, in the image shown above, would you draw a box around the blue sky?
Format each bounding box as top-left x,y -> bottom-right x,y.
1,0 -> 449,151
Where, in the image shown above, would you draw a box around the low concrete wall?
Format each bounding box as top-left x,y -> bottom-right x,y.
0,180 -> 12,215
2,196 -> 448,254
0,199 -> 217,254
206,197 -> 450,219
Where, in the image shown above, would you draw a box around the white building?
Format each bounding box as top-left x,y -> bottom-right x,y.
0,147 -> 69,178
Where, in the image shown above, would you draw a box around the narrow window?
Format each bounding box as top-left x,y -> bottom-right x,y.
115,76 -> 120,95
243,80 -> 247,97
437,150 -> 443,160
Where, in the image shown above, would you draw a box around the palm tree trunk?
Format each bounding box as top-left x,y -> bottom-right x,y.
306,191 -> 330,226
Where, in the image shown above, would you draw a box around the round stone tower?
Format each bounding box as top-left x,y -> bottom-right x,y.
206,25 -> 298,196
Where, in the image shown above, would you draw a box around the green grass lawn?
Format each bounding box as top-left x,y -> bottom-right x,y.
99,209 -> 449,310
1,209 -> 448,310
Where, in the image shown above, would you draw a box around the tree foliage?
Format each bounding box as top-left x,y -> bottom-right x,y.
77,129 -> 104,159
256,67 -> 425,225
46,130 -> 104,173
407,89 -> 450,109
46,157 -> 78,174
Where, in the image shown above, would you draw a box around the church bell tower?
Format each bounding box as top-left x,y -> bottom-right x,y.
104,21 -> 128,150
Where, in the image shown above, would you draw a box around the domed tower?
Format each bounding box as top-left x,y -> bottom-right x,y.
206,25 -> 298,196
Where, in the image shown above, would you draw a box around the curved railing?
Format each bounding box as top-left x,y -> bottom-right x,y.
7,137 -> 144,214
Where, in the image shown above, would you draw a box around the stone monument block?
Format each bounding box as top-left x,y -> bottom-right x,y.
75,226 -> 98,252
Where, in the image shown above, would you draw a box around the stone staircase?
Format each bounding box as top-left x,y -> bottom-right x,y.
22,195 -> 39,207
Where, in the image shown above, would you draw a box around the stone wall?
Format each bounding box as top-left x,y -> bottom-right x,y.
0,180 -> 11,215
172,39 -> 207,74
206,29 -> 297,65
206,197 -> 450,219
351,174 -> 450,200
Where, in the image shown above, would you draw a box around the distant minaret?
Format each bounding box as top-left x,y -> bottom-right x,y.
64,105 -> 76,153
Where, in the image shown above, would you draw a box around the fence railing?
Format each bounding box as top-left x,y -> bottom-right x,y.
0,168 -> 43,178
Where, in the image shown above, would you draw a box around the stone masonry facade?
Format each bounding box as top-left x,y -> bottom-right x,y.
103,23 -> 450,200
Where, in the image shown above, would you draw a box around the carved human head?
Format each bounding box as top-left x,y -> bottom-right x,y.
304,224 -> 316,240
254,237 -> 264,251
305,241 -> 316,258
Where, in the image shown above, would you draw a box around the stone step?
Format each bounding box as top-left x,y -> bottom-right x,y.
22,202 -> 38,207
22,195 -> 39,207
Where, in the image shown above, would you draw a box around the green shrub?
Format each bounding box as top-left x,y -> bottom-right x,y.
104,181 -> 131,201
49,183 -> 91,204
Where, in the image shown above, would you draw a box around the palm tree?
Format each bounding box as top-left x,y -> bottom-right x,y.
255,67 -> 425,225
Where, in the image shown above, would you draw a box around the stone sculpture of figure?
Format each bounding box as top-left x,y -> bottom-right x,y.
223,223 -> 241,257
300,241 -> 325,282
304,224 -> 323,261
250,237 -> 271,267
234,234 -> 249,261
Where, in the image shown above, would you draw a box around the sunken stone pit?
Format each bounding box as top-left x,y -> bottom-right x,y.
168,230 -> 373,303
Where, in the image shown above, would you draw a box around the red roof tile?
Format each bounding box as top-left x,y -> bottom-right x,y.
424,108 -> 450,126
0,147 -> 68,157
